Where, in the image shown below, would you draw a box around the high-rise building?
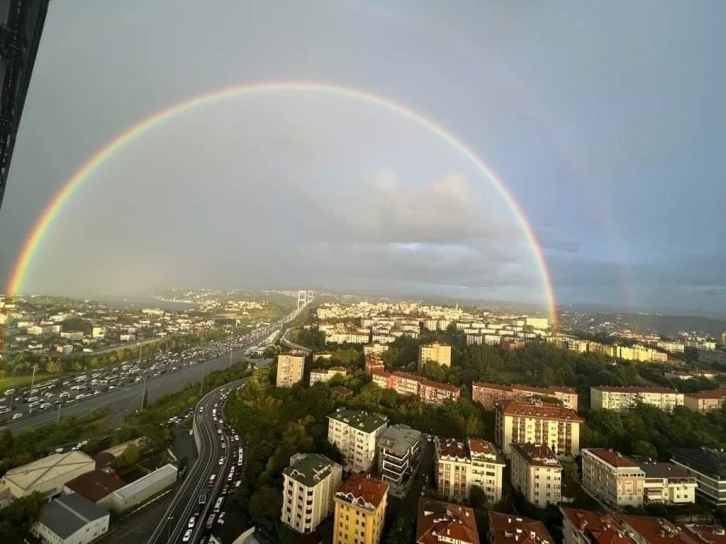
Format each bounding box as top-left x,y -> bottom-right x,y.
377,424 -> 421,497
276,351 -> 305,388
281,453 -> 342,534
0,0 -> 50,209
333,474 -> 388,544
581,448 -> 645,507
327,408 -> 388,473
418,342 -> 452,370
510,443 -> 562,508
434,437 -> 505,504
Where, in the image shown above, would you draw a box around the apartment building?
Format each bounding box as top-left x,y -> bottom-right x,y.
310,366 -> 347,386
620,515 -> 695,544
634,460 -> 697,504
364,355 -> 385,374
281,453 -> 343,534
333,474 -> 388,544
371,369 -> 392,390
590,386 -> 684,412
581,449 -> 645,507
495,400 -> 583,456
416,498 -> 480,544
391,371 -> 422,396
363,344 -> 389,356
328,409 -> 388,473
473,382 -> 578,411
435,437 -> 505,504
560,508 -> 637,544
418,342 -> 452,370
489,512 -> 553,544
276,351 -> 306,388
377,424 -> 422,497
671,448 -> 726,506
510,444 -> 562,508
684,390 -> 726,414
419,380 -> 461,405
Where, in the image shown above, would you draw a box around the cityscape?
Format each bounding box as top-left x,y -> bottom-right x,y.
0,2 -> 725,544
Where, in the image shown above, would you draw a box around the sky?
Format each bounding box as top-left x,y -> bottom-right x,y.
0,0 -> 724,314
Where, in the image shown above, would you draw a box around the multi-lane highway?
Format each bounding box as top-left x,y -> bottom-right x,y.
150,380 -> 244,544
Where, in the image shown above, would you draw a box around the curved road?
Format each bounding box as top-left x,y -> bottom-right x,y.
149,380 -> 241,544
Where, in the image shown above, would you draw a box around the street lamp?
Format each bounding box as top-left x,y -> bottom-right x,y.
166,515 -> 174,542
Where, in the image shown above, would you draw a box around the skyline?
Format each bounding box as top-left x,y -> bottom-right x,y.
0,1 -> 724,314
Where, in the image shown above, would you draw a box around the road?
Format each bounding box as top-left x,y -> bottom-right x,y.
279,328 -> 312,354
4,347 -> 253,431
149,380 -> 243,544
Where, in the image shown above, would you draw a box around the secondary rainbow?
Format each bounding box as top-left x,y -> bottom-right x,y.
6,81 -> 558,324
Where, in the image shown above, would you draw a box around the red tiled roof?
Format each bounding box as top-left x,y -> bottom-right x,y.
335,474 -> 389,510
621,515 -> 701,544
686,390 -> 726,400
498,400 -> 584,422
417,498 -> 480,544
65,469 -> 123,502
560,508 -> 637,544
593,386 -> 679,394
392,371 -> 424,383
489,512 -> 552,544
468,438 -> 499,457
371,369 -> 391,378
421,379 -> 460,393
585,449 -> 639,468
436,438 -> 470,461
511,444 -> 561,467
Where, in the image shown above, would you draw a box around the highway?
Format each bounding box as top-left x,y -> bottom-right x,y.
149,380 -> 243,544
5,347 -> 252,431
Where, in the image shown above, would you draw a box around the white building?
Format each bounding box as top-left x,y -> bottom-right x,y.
635,460 -> 697,504
2,451 -> 95,499
327,408 -> 388,473
32,493 -> 110,544
110,464 -> 177,511
281,453 -> 342,534
309,366 -> 347,386
590,386 -> 684,412
435,437 -> 505,504
510,443 -> 562,508
377,424 -> 422,497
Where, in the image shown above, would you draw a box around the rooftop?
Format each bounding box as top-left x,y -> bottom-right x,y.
331,386 -> 354,397
436,437 -> 504,465
421,379 -> 460,393
621,515 -> 700,544
417,497 -> 480,544
560,508 -> 637,544
328,408 -> 388,434
671,448 -> 726,479
498,400 -> 584,422
65,470 -> 124,502
489,512 -> 552,544
378,424 -> 422,455
634,460 -> 692,480
113,464 -> 177,500
593,386 -> 680,394
474,382 -> 576,395
283,453 -> 339,488
511,444 -> 562,468
335,474 -> 389,512
4,451 -> 94,491
37,493 -> 109,539
685,390 -> 726,400
584,449 -> 641,469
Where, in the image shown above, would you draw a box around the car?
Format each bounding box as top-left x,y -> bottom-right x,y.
188,515 -> 196,528
12,413 -> 22,420
218,457 -> 224,465
183,529 -> 192,542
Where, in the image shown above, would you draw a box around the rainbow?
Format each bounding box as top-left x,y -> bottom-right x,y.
6,81 -> 558,324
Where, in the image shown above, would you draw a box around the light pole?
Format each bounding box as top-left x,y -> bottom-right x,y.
56,402 -> 61,424
29,364 -> 37,397
166,515 -> 174,542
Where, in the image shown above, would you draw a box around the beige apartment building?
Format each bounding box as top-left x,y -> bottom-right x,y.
472,382 -> 579,411
510,443 -> 562,508
276,351 -> 306,388
635,460 -> 697,504
309,366 -> 347,386
327,409 -> 388,473
684,390 -> 726,414
281,453 -> 342,534
435,437 -> 505,504
581,448 -> 645,507
418,342 -> 452,370
333,474 -> 388,544
495,400 -> 583,456
590,386 -> 684,412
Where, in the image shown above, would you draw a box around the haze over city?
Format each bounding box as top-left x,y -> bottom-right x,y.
0,0 -> 724,314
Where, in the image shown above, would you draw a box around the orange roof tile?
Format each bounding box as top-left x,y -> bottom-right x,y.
417,498 -> 480,544
335,474 -> 388,511
585,449 -> 639,468
498,400 -> 584,422
489,512 -> 552,544
560,508 -> 637,544
621,516 -> 701,544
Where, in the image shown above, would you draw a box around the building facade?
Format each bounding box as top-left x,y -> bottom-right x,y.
281,453 -> 342,534
276,351 -> 306,388
510,444 -> 562,508
32,493 -> 110,544
377,424 -> 422,497
684,390 -> 726,414
671,448 -> 726,506
472,382 -> 578,411
418,342 -> 452,370
634,460 -> 697,504
310,366 -> 347,386
328,409 -> 388,473
581,449 -> 645,507
435,437 -> 505,504
333,474 -> 389,544
590,386 -> 684,412
495,400 -> 583,456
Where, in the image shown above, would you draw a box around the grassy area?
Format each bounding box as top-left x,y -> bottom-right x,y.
0,373 -> 72,394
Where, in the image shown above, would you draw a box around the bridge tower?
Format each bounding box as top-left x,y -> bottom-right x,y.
297,290 -> 307,310
306,290 -> 314,304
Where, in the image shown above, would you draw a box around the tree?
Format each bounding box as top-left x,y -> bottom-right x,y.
469,486 -> 489,510
633,440 -> 658,460
248,486 -> 281,528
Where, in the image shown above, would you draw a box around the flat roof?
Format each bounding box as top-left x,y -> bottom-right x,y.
328,408 -> 388,434
4,450 -> 94,491
283,454 -> 338,488
65,470 -> 124,502
113,464 -> 177,500
378,424 -> 421,455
